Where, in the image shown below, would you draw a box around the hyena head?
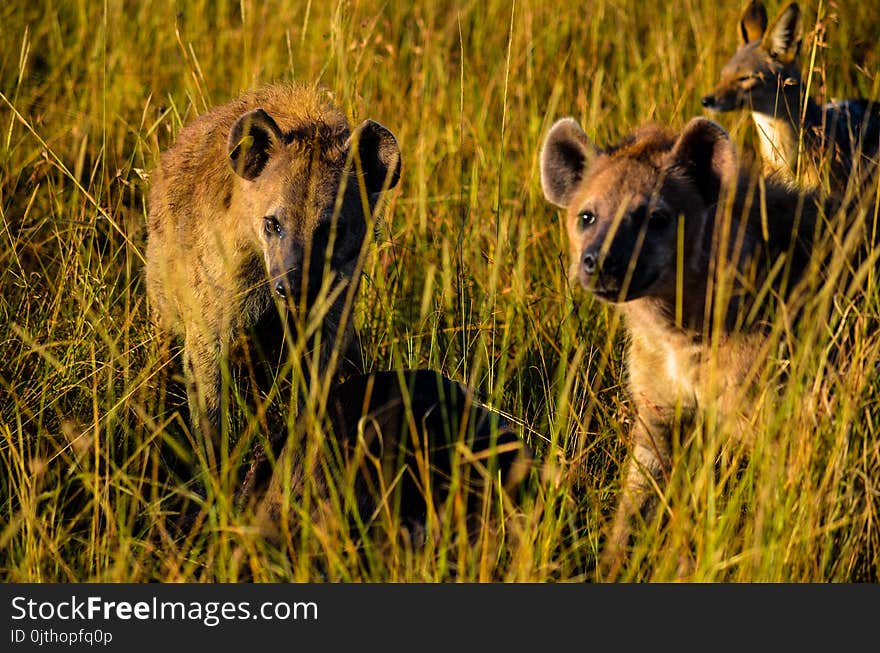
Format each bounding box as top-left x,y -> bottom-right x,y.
540,117 -> 737,303
701,1 -> 803,116
227,108 -> 400,307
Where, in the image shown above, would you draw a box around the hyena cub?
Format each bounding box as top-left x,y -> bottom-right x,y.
539,115 -> 859,576
701,1 -> 880,193
146,83 -> 400,452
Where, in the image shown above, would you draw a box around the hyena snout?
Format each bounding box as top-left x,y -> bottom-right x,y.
580,246 -> 626,279
700,95 -> 716,108
578,246 -> 627,293
265,247 -> 305,299
581,249 -> 600,276
273,273 -> 295,298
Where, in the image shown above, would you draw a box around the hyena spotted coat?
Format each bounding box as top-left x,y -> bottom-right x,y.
541,115 -> 876,577
146,83 -> 400,450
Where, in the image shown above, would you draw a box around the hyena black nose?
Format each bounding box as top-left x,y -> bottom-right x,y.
274,279 -> 287,298
582,252 -> 598,275
700,95 -> 714,108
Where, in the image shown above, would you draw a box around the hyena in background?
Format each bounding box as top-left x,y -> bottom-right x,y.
540,115 -> 876,578
701,1 -> 880,193
146,83 -> 400,456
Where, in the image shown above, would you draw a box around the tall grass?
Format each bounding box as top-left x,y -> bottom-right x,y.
1,0 -> 878,581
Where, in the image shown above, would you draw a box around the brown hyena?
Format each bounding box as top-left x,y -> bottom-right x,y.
540,116 -> 876,578
146,83 -> 400,457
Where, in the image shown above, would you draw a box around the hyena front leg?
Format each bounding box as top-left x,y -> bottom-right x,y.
183,330 -> 223,471
151,320 -> 177,416
601,413 -> 672,580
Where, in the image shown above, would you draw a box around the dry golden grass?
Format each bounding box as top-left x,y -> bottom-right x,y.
1,0 -> 878,581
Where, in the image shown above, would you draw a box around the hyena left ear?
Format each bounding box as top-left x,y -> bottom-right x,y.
540,118 -> 600,208
347,120 -> 401,195
762,2 -> 802,64
669,118 -> 737,206
228,108 -> 284,180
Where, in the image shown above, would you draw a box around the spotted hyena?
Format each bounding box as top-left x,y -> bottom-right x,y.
539,115 -> 876,576
146,82 -> 400,453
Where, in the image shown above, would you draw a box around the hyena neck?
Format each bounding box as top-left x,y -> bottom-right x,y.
622,291 -> 709,339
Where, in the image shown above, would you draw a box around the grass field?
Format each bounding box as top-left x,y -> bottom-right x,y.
2,0 -> 879,582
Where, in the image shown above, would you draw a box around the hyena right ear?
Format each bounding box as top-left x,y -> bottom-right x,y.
669,118 -> 738,207
540,118 -> 599,208
346,120 -> 402,195
738,1 -> 768,46
228,108 -> 283,180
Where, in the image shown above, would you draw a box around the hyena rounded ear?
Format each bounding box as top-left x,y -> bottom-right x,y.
762,2 -> 802,63
540,117 -> 599,208
669,118 -> 737,206
228,108 -> 283,180
347,120 -> 401,194
738,0 -> 768,45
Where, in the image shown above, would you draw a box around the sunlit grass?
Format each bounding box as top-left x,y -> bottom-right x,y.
1,0 -> 878,581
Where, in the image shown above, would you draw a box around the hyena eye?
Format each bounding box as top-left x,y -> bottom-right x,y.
263,216 -> 283,236
314,217 -> 348,248
577,211 -> 596,230
738,74 -> 753,82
